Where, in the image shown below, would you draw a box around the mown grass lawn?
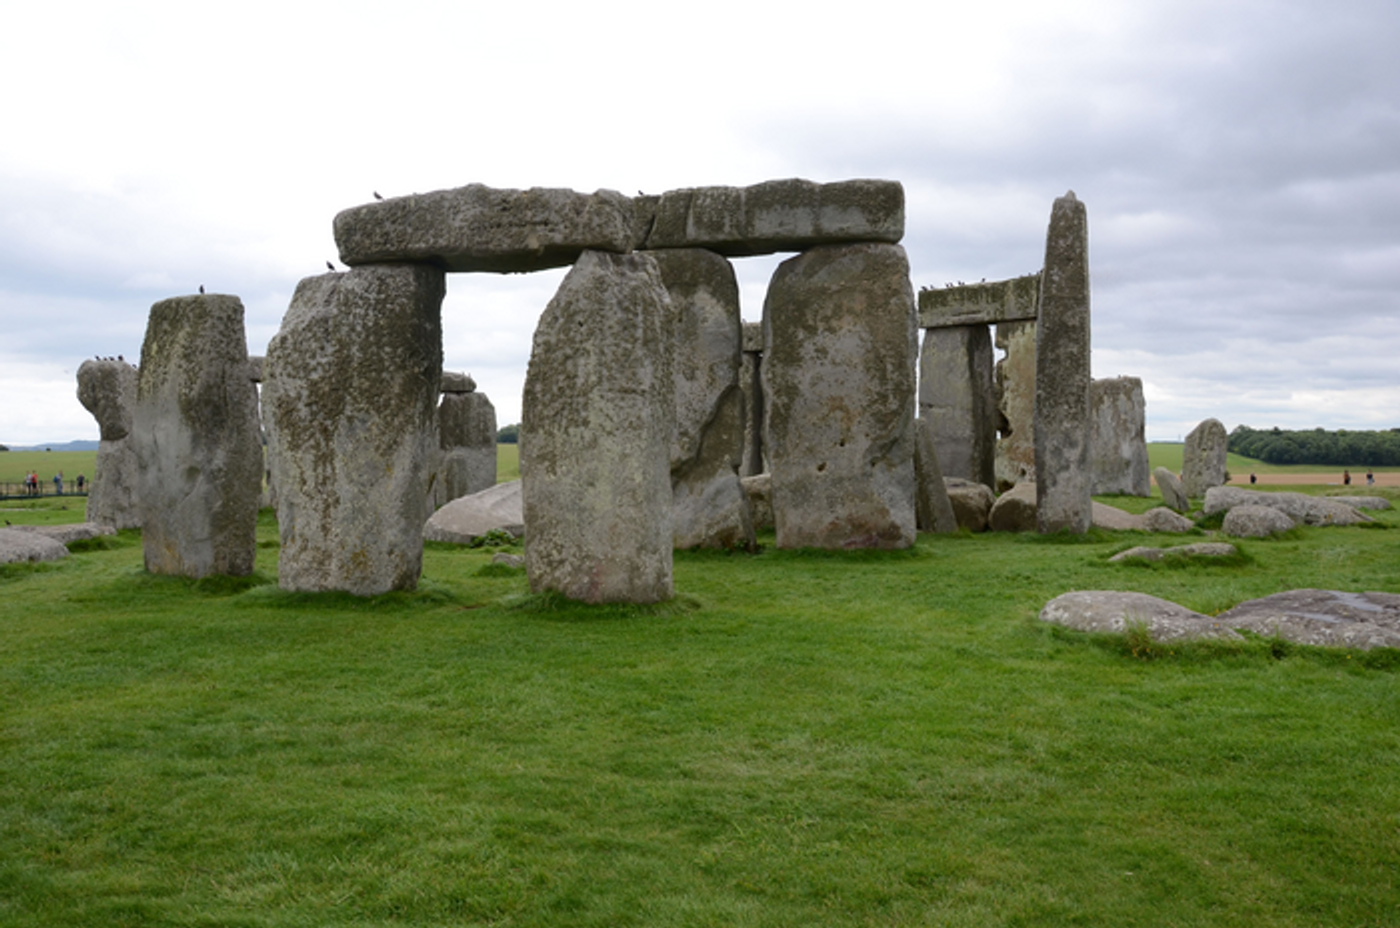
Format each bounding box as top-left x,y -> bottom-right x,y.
1,491 -> 1397,926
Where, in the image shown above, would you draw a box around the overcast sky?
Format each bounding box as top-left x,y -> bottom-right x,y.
2,0 -> 1396,446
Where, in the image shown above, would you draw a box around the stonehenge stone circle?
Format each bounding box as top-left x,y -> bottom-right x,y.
1088,376 -> 1150,496
918,324 -> 996,487
263,266 -> 445,595
762,242 -> 918,549
335,184 -> 635,273
1181,417 -> 1229,498
76,358 -> 142,529
652,248 -> 755,551
521,250 -> 676,603
1034,192 -> 1093,533
641,179 -> 904,255
133,294 -> 262,578
434,389 -> 497,508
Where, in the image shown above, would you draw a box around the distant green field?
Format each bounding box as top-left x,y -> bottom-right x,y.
497,442 -> 519,481
1147,443 -> 1396,476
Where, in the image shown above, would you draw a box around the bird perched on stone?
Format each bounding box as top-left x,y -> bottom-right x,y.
373,191 -> 384,200
199,285 -> 205,294
117,355 -> 123,362
326,261 -> 335,272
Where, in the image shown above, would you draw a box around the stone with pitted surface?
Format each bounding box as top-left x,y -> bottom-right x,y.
440,370 -> 476,394
8,523 -> 116,545
918,274 -> 1040,328
989,480 -> 1037,532
76,358 -> 142,529
1154,467 -> 1188,513
1222,504 -> 1296,538
1328,495 -> 1391,511
914,418 -> 958,534
944,478 -> 994,533
1089,377 -> 1149,496
335,184 -> 635,273
424,480 -> 524,544
1109,542 -> 1237,563
1217,589 -> 1400,650
642,179 -> 904,255
1140,507 -> 1195,533
1182,418 -> 1229,498
1204,486 -> 1372,526
919,325 -> 996,487
1040,590 -> 1243,642
435,391 -> 497,508
0,528 -> 70,564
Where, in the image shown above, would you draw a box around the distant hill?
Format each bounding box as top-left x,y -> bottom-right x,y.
3,440 -> 100,452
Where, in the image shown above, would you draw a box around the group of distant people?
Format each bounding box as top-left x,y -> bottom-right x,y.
1341,469 -> 1377,487
14,471 -> 85,496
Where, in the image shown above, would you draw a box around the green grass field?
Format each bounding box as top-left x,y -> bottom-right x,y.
2,482 -> 1398,925
1146,443 -> 1397,477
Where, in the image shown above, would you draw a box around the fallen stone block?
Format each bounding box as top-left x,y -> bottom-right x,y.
1109,542 -> 1237,563
944,478 -> 994,532
1040,590 -> 1243,642
1204,486 -> 1372,526
335,184 -> 635,273
424,480 -> 524,544
1218,589 -> 1400,650
0,528 -> 69,564
988,480 -> 1037,532
1222,504 -> 1297,538
1140,507 -> 1195,533
1154,467 -> 1188,512
8,523 -> 117,545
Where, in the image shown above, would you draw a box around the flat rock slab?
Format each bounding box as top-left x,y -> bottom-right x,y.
1222,504 -> 1296,538
1218,589 -> 1400,650
1040,590 -> 1243,642
1109,542 -> 1238,563
0,528 -> 70,564
917,274 -> 1040,328
1140,507 -> 1195,533
1328,495 -> 1391,511
642,179 -> 903,256
1154,467 -> 1188,512
8,523 -> 117,545
335,184 -> 635,273
1204,486 -> 1372,526
424,480 -> 525,544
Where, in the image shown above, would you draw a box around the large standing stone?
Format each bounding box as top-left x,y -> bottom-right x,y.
914,418 -> 958,533
133,294 -> 262,577
652,249 -> 754,551
739,321 -> 765,477
763,243 -> 917,549
435,391 -> 497,508
76,359 -> 142,529
334,185 -> 635,272
918,325 -> 996,487
993,319 -> 1037,491
1089,376 -> 1150,496
641,179 -> 904,255
521,250 -> 675,603
263,266 -> 445,595
1034,192 -> 1092,534
1181,418 -> 1229,498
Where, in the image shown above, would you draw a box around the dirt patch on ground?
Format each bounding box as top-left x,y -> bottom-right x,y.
1227,472 -> 1400,488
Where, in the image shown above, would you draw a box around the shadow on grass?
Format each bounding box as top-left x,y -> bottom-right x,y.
237,578 -> 464,611
501,590 -> 704,622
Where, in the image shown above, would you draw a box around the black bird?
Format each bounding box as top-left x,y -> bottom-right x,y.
373,191 -> 384,200
326,261 -> 336,272
199,285 -> 205,294
117,355 -> 123,362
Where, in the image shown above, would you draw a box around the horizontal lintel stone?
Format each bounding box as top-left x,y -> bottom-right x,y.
334,184 -> 635,273
641,178 -> 903,256
918,274 -> 1041,328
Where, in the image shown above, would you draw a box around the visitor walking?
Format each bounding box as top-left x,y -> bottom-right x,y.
1367,469 -> 1375,486
54,471 -> 64,495
1343,469 -> 1351,486
76,474 -> 85,493
1249,473 -> 1257,485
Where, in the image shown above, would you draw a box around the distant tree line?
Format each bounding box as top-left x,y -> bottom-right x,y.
497,424 -> 519,444
1228,425 -> 1400,465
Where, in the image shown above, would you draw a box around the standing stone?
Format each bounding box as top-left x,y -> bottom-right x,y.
1182,418 -> 1229,498
521,250 -> 675,603
918,325 -> 996,487
133,294 -> 262,577
914,418 -> 958,533
1034,192 -> 1092,534
994,319 -> 1037,491
263,266 -> 445,595
1154,467 -> 1189,513
435,391 -> 497,508
763,243 -> 917,549
652,249 -> 754,551
76,359 -> 142,529
739,321 -> 766,477
1089,376 -> 1150,496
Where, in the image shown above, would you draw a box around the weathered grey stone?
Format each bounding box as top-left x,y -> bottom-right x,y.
1222,504 -> 1297,538
1089,377 -> 1149,496
335,184 -> 635,272
741,320 -> 764,353
1140,507 -> 1196,533
740,473 -> 773,532
643,179 -> 904,256
1040,590 -> 1243,642
0,528 -> 69,564
993,320 -> 1036,491
263,266 -> 445,595
738,330 -> 766,478
917,274 -> 1040,328
989,480 -> 1037,533
76,359 -> 142,529
1034,192 -> 1092,533
440,370 -> 476,394
246,355 -> 265,382
914,418 -> 959,534
1203,486 -> 1372,526
434,391 -> 497,508
1328,495 -> 1391,511
1218,589 -> 1400,650
492,552 -> 525,569
918,325 -> 996,487
8,522 -> 116,545
424,480 -> 524,544
1154,467 -> 1189,512
944,478 -> 994,533
653,249 -> 754,551
133,294 -> 262,578
762,243 -> 917,549
1182,418 -> 1229,498
1109,542 -> 1238,563
521,250 -> 675,603
1090,501 -> 1141,531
